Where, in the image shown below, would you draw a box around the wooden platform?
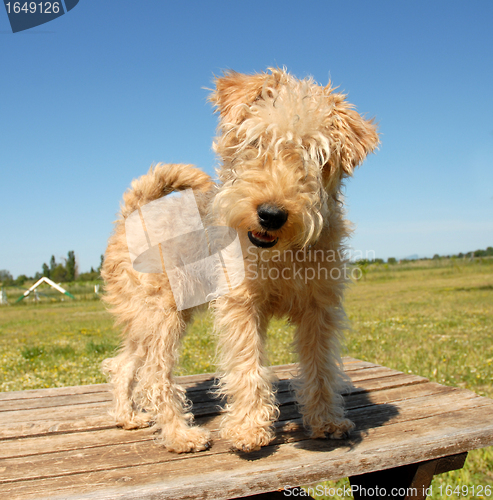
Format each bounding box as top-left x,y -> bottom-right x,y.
1,358 -> 493,500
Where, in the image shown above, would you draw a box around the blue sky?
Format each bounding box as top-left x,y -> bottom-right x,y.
1,0 -> 492,278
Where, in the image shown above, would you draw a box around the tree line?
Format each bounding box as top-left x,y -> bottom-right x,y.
346,247 -> 492,266
0,251 -> 104,287
1,246 -> 492,287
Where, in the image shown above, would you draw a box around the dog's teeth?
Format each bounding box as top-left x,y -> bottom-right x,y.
253,231 -> 274,242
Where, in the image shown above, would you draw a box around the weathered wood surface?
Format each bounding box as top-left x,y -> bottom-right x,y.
1,358 -> 492,500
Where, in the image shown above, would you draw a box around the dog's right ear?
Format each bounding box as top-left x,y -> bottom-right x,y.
209,70 -> 279,125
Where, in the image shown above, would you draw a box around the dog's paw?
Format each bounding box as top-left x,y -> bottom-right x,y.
117,412 -> 153,430
164,426 -> 212,454
226,426 -> 274,453
310,417 -> 355,440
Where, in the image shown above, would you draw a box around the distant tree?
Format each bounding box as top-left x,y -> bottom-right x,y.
51,264 -> 67,283
50,255 -> 57,272
66,250 -> 77,282
42,263 -> 50,278
432,254 -> 440,260
387,257 -> 397,265
0,270 -> 13,286
34,271 -> 42,280
14,275 -> 28,286
0,270 -> 13,281
486,247 -> 493,256
98,254 -> 104,272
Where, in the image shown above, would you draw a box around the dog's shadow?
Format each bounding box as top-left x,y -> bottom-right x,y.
186,378 -> 399,462
185,375 -> 222,425
291,386 -> 400,454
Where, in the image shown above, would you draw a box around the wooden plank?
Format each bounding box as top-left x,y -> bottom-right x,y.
0,382 -> 461,458
0,381 -> 457,460
142,371 -> 429,411
0,401 -> 114,424
0,361 -> 396,414
345,381 -> 458,408
0,413 -> 115,440
435,452 -> 468,475
0,365 -> 385,412
0,383 -> 112,402
1,403 -> 492,500
274,392 -> 493,441
0,360 -> 492,500
347,366 -> 405,382
1,390 -> 490,486
0,371 -> 429,440
0,366 -> 402,417
350,373 -> 428,393
0,359 -> 376,405
0,427 -> 157,460
0,371 -> 432,440
0,367 -> 410,414
0,392 -> 113,412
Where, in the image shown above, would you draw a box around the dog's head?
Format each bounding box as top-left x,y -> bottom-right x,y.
209,68 -> 378,251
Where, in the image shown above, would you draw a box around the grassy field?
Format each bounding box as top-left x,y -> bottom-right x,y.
1,257 -> 492,498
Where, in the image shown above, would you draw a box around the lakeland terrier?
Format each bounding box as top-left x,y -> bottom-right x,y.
101,68 -> 379,453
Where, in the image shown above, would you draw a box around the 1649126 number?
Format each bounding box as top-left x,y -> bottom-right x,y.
438,484 -> 492,497
5,2 -> 61,14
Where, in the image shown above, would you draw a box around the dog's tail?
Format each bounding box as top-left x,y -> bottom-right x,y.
120,163 -> 214,217
101,163 -> 215,316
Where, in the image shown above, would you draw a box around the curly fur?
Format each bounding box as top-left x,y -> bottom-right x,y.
102,68 -> 379,453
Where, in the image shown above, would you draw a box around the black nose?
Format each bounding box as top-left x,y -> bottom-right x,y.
257,204 -> 288,230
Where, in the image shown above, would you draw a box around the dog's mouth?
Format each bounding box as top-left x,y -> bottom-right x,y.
248,231 -> 279,248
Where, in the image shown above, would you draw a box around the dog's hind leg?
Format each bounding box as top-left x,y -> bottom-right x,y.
102,347 -> 152,430
292,304 -> 354,439
214,296 -> 279,452
132,309 -> 211,453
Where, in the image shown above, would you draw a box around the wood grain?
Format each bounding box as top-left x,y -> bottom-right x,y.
1,359 -> 492,500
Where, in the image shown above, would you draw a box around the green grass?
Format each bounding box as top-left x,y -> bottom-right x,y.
0,300 -> 119,390
0,257 -> 492,498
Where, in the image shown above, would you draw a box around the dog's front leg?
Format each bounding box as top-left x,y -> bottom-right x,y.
293,304 -> 354,439
214,296 -> 278,452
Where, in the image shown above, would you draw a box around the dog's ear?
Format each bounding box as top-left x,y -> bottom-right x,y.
209,70 -> 282,125
325,92 -> 379,178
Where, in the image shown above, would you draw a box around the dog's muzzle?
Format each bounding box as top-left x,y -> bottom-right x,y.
248,204 -> 288,248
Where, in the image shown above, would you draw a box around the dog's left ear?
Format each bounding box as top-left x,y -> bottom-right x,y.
209,70 -> 283,126
325,92 -> 379,178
